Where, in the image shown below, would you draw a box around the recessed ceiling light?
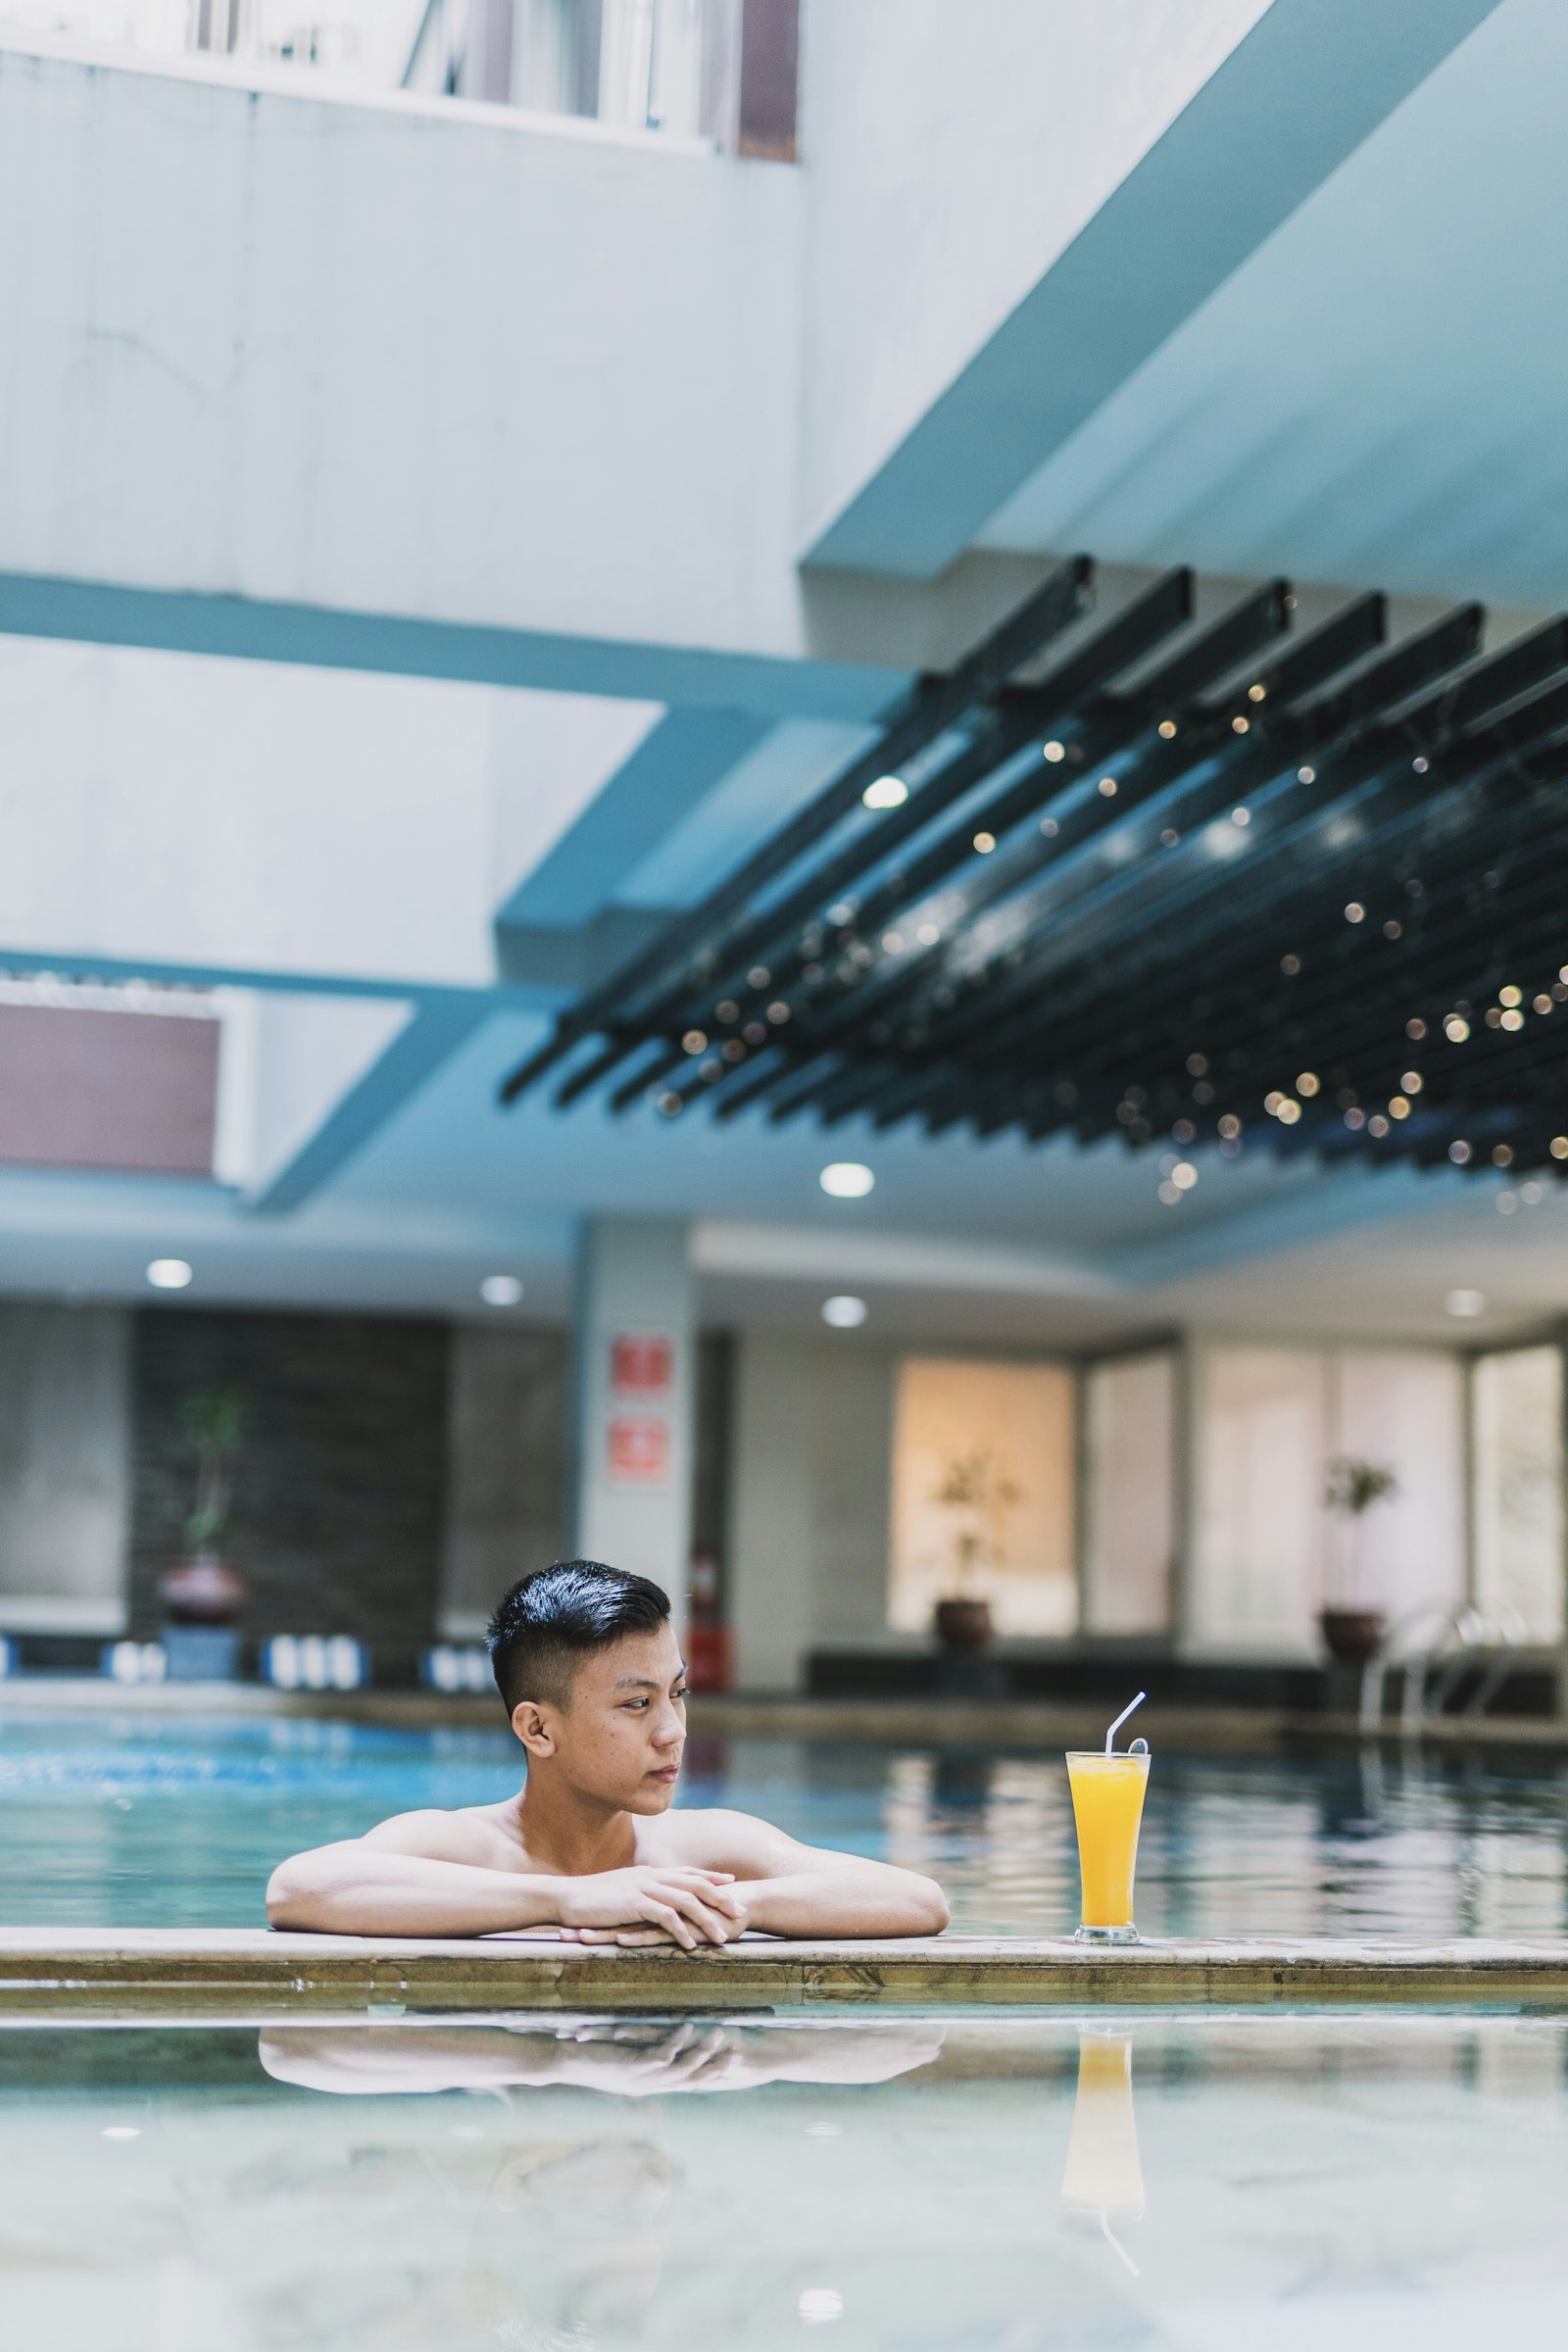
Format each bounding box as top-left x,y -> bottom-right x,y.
861,775 -> 907,809
819,1162 -> 874,1199
480,1275 -> 524,1307
822,1295 -> 867,1328
145,1258 -> 193,1290
1446,1289 -> 1485,1318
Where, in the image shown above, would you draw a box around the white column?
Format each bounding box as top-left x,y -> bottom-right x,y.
571,1215 -> 693,1637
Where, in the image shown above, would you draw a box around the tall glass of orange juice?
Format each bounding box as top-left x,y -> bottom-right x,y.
1066,1748 -> 1150,1943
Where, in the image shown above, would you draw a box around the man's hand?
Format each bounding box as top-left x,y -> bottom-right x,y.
553,1866 -> 747,1948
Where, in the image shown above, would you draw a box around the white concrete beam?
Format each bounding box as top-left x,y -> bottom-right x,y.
0,42 -> 887,715
801,0 -> 1508,578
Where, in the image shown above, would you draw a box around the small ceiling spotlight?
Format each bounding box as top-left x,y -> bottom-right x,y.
1446,1289 -> 1485,1319
821,1296 -> 867,1329
819,1162 -> 874,1199
145,1258 -> 193,1291
861,775 -> 907,809
480,1275 -> 524,1307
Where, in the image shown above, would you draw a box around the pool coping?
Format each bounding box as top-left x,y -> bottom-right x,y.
6,1930 -> 1568,2016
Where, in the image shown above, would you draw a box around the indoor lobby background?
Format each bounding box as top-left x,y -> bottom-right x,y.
1,0 -> 1567,1714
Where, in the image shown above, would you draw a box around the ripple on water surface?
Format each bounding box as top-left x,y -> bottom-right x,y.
4,2009 -> 1568,2349
1,1711 -> 1567,1936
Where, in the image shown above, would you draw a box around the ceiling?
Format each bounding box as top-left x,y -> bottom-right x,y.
977,0 -> 1568,612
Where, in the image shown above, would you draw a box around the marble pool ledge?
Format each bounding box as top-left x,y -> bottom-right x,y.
5,1931 -> 1568,2017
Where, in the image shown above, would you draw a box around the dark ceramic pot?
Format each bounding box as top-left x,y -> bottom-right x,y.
1318,1607 -> 1387,1664
159,1553 -> 247,1628
934,1597 -> 994,1653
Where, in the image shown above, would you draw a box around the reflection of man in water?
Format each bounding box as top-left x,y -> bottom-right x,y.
257,2020 -> 946,2352
259,2017 -> 947,2098
268,1561 -> 949,1944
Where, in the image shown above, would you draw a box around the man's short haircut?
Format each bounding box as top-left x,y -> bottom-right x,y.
486,1559 -> 671,1714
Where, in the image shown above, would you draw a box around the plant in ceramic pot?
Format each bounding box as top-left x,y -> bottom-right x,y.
931,1448 -> 1021,1652
1320,1455 -> 1398,1662
158,1389 -> 249,1673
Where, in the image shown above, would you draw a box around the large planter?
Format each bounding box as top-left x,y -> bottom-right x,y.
934,1597 -> 994,1653
1318,1607 -> 1387,1665
159,1552 -> 247,1628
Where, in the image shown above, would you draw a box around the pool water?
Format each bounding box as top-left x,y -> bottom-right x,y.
3,1709 -> 1568,1936
5,2009 -> 1568,2349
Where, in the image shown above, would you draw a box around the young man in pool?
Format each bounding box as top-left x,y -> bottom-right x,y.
267,1559 -> 950,1942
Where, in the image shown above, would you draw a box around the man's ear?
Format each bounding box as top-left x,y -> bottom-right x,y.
511,1698 -> 557,1758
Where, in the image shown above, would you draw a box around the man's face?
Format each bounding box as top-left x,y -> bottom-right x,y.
517,1623 -> 688,1812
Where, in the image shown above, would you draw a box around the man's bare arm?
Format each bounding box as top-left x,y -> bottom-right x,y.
266,1810 -> 746,1942
568,1809 -> 950,1940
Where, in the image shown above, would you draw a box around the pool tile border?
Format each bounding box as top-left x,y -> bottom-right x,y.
5,1931 -> 1568,2016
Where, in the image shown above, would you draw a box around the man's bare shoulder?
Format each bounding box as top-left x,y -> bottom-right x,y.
360,1801 -> 523,1868
648,1806 -> 830,1878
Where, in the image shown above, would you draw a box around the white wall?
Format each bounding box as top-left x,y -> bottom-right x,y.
1188,1341 -> 1466,1655
728,1330 -> 893,1689
1083,1348 -> 1177,1636
0,47 -> 807,678
0,630 -> 670,997
0,1302 -> 130,1631
795,0 -> 1271,550
1473,1345 -> 1564,1641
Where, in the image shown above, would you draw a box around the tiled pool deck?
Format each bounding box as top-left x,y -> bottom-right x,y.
7,1929 -> 1568,2016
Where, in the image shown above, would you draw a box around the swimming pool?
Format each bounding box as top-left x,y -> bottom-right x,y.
5,2008 -> 1567,2349
3,1708 -> 1568,1938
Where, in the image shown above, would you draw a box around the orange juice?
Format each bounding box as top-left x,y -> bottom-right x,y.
1066,1750 -> 1150,1941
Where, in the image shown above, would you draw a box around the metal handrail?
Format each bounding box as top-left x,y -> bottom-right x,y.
1357,1603 -> 1525,1736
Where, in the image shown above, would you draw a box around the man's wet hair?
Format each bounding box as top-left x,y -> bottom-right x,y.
486,1559 -> 671,1714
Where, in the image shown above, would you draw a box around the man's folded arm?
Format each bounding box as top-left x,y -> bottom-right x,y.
266,1815 -> 752,1941
653,1810 -> 950,1937
266,1840 -> 562,1936
739,1857 -> 950,1937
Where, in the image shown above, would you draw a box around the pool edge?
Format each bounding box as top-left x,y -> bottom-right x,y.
6,1932 -> 1568,2016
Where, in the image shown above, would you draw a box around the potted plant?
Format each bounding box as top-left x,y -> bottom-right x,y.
931,1448 -> 1021,1652
158,1388 -> 249,1680
1320,1455 -> 1398,1662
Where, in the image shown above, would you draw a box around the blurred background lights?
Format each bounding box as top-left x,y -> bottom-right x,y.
1446,1289 -> 1486,1318
145,1258 -> 192,1290
861,775 -> 907,809
479,1275 -> 524,1307
819,1162 -> 874,1198
821,1296 -> 867,1329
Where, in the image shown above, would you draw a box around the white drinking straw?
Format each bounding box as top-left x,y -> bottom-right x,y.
1103,1691 -> 1147,1754
1101,2213 -> 1141,2277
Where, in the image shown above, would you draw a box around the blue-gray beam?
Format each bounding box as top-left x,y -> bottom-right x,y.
806,0 -> 1508,580
245,1002 -> 491,1217
0,572 -> 899,723
496,708 -> 776,935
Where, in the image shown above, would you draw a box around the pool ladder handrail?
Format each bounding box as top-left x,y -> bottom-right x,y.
1357,1602 -> 1526,1736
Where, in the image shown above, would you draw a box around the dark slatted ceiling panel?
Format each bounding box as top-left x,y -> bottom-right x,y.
499,557 -> 1568,1182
